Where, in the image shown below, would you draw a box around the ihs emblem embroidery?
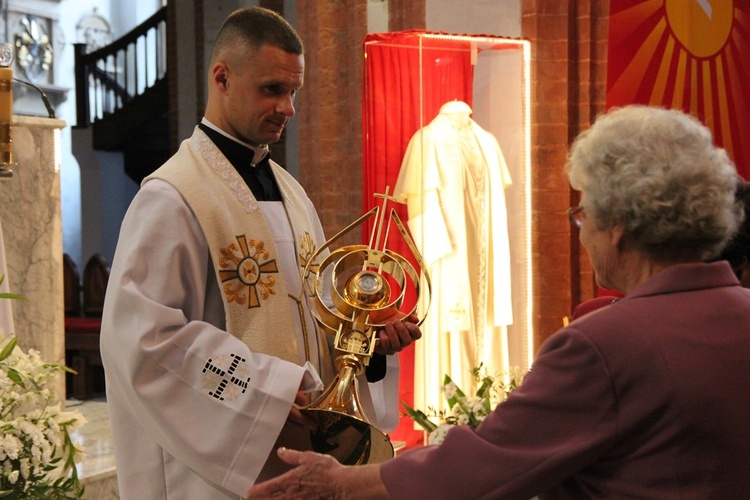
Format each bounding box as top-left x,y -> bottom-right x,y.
219,235 -> 278,308
202,354 -> 251,402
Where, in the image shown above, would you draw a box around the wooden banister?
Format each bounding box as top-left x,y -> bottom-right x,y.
74,6 -> 167,128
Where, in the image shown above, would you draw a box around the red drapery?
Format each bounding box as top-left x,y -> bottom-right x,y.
362,31 -> 475,448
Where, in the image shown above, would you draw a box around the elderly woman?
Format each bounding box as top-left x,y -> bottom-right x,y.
248,106 -> 750,498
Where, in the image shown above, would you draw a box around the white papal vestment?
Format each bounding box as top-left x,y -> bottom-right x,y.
395,103 -> 513,411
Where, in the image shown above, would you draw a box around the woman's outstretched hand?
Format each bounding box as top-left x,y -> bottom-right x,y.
246,447 -> 388,499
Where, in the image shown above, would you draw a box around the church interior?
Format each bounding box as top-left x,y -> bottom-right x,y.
1,0 -> 747,497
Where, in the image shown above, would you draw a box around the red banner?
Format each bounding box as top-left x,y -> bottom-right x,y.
607,0 -> 750,179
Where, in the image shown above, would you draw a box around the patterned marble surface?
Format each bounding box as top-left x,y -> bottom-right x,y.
67,397 -> 120,499
0,116 -> 67,398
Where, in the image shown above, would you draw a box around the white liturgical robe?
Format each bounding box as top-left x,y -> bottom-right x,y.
101,128 -> 400,499
395,102 -> 513,410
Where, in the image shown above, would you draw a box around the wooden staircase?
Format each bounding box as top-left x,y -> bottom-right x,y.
73,7 -> 170,184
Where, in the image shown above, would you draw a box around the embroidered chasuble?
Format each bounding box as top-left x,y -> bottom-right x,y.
148,129 -> 332,374
149,132 -> 309,363
395,103 -> 513,413
146,127 -> 340,483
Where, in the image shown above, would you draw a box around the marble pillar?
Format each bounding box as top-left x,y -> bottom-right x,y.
0,115 -> 66,399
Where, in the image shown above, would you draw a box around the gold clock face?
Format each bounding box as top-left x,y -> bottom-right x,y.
14,15 -> 54,83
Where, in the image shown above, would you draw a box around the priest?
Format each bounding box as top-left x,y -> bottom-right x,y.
100,7 -> 420,499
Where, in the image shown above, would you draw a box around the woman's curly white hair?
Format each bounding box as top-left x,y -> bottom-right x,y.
566,105 -> 742,262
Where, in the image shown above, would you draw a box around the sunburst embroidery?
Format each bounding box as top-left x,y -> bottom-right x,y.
218,235 -> 279,308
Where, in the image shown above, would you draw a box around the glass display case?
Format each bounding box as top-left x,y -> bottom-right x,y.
361,30 -> 531,441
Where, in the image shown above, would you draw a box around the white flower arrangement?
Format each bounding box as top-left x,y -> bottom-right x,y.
403,364 -> 526,445
0,276 -> 87,498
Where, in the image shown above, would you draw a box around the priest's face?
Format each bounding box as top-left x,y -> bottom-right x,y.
219,43 -> 304,147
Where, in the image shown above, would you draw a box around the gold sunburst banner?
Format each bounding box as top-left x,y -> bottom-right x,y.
607,0 -> 749,179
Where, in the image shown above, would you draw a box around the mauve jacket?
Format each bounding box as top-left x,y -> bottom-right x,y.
382,261 -> 750,499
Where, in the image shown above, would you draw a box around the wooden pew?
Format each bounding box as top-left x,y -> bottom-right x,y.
64,253 -> 109,400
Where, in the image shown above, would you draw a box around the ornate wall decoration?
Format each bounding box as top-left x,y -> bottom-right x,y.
14,14 -> 54,83
76,8 -> 113,54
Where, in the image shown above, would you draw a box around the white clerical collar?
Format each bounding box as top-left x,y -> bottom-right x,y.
200,118 -> 270,166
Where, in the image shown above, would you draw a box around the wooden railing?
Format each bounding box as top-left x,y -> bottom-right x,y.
74,6 -> 167,127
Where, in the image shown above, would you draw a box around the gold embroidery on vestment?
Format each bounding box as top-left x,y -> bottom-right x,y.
298,231 -> 319,275
218,235 -> 279,309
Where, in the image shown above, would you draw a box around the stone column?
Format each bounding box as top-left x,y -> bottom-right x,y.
0,115 -> 66,399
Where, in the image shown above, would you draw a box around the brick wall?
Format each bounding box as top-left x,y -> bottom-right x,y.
388,0 -> 425,31
296,1 -> 368,247
522,0 -> 609,349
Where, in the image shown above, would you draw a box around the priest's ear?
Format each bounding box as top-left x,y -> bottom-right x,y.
211,62 -> 230,91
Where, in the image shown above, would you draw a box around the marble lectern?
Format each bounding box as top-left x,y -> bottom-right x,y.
0,115 -> 66,399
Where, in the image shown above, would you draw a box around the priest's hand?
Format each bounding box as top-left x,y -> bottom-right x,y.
247,448 -> 388,499
287,390 -> 317,430
372,311 -> 422,356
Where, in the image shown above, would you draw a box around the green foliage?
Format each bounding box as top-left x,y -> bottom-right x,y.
401,363 -> 527,439
0,275 -> 27,302
0,280 -> 86,499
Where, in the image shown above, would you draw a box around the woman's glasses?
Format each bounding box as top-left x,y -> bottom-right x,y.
567,206 -> 584,229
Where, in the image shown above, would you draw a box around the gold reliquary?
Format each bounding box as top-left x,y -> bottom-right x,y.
301,189 -> 431,465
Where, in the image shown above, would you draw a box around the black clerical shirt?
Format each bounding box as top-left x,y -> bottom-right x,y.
198,123 -> 282,202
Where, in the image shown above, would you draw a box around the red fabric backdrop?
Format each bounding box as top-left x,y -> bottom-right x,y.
362,31 -> 474,448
